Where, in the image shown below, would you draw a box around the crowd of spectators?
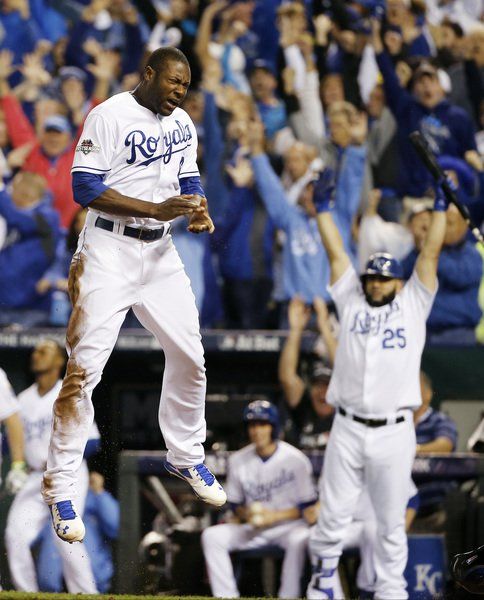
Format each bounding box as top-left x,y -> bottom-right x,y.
0,0 -> 483,344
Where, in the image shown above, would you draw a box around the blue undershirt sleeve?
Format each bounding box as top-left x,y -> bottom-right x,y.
179,175 -> 205,197
72,171 -> 109,208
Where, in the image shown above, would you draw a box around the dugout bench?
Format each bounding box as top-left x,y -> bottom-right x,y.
115,450 -> 484,595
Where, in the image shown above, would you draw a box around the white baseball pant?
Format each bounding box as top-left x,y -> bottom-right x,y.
6,462 -> 96,593
201,520 -> 310,598
42,215 -> 206,504
308,412 -> 415,599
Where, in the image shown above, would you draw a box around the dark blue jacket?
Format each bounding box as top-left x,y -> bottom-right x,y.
0,190 -> 61,309
402,241 -> 482,332
0,11 -> 40,65
376,51 -> 477,198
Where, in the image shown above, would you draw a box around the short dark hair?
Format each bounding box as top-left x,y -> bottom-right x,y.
145,47 -> 189,74
441,17 -> 464,38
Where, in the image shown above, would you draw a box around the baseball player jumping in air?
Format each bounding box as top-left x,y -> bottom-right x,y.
201,400 -> 318,599
6,340 -> 99,593
42,46 -> 226,544
305,167 -> 447,600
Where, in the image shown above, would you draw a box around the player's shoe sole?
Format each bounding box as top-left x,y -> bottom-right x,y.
164,460 -> 227,507
50,500 -> 85,543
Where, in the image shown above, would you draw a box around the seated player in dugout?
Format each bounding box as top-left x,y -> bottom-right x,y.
278,296 -> 336,449
201,400 -> 318,600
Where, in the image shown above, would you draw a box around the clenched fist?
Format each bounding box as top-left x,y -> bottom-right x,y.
187,196 -> 215,234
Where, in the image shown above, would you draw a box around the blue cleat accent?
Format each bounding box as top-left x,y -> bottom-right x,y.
164,460 -> 227,507
50,500 -> 85,543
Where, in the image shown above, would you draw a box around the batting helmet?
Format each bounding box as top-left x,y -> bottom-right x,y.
451,545 -> 484,595
243,400 -> 280,439
361,252 -> 403,280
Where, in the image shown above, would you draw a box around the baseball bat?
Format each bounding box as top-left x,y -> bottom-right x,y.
409,131 -> 484,246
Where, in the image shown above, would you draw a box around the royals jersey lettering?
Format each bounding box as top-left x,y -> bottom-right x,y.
72,92 -> 200,228
327,266 -> 437,415
226,440 -> 317,510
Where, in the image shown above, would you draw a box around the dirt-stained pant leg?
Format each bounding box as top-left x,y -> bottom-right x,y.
42,225 -> 138,504
133,235 -> 206,467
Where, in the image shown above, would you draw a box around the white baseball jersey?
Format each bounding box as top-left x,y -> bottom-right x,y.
0,367 -> 20,483
0,368 -> 19,421
226,441 -> 317,510
18,381 -> 100,471
327,266 -> 436,416
72,91 -> 200,228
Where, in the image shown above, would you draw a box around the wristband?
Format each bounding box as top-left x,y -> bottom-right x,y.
433,185 -> 449,212
313,168 -> 336,214
11,460 -> 27,471
314,195 -> 334,214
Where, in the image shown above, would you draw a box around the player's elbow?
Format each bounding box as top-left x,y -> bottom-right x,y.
72,171 -> 109,208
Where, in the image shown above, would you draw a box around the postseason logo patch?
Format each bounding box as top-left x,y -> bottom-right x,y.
76,138 -> 100,155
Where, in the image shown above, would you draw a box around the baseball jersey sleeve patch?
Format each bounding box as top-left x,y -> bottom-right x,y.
76,139 -> 101,155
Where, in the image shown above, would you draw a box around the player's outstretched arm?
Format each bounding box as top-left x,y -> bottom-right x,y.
87,188 -> 204,221
313,169 -> 351,284
415,183 -> 447,292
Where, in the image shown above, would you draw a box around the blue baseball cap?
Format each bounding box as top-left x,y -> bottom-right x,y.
59,66 -> 87,83
44,115 -> 71,134
362,252 -> 404,280
249,59 -> 276,77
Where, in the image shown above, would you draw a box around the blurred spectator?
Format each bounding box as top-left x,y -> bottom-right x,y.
0,172 -> 62,327
402,204 -> 483,345
0,48 -> 113,227
357,189 -> 428,271
371,19 -> 480,200
249,59 -> 289,148
365,84 -> 400,218
37,471 -> 119,593
148,0 -> 201,87
216,155 -> 273,328
383,0 -> 431,58
278,296 -> 336,449
35,207 -> 87,326
65,0 -> 149,78
411,371 -> 458,532
248,110 -> 365,309
171,218 -> 207,315
195,1 -> 252,94
0,0 -> 41,66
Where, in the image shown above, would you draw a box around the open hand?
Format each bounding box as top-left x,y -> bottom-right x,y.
225,158 -> 253,187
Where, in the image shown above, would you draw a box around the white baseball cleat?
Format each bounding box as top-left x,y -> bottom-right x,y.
50,500 -> 85,543
164,460 -> 227,507
307,575 -> 336,600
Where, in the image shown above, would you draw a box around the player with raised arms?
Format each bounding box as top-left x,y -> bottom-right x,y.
305,165 -> 448,599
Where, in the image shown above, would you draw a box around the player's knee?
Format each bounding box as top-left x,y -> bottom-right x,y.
5,521 -> 25,548
201,525 -> 225,551
287,524 -> 311,548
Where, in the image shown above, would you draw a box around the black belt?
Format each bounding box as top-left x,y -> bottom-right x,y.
95,216 -> 168,241
338,407 -> 405,428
